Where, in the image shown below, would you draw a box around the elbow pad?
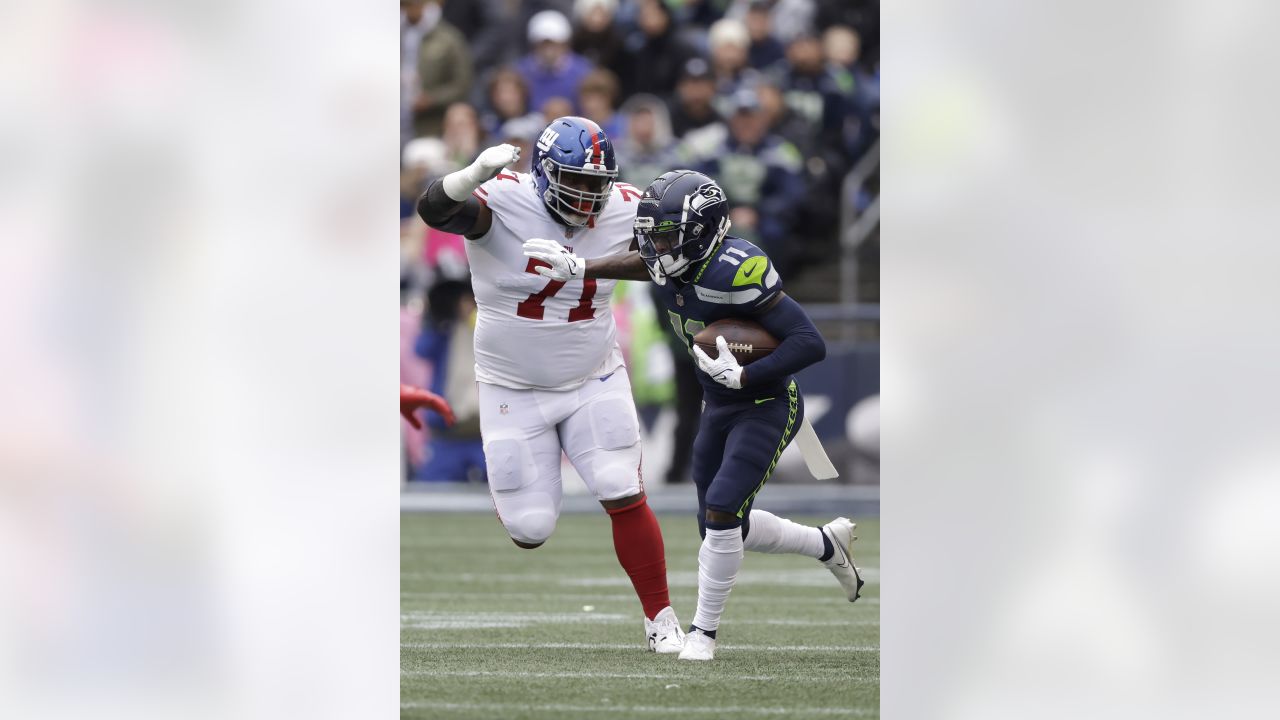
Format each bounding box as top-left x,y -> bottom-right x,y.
417,179 -> 484,235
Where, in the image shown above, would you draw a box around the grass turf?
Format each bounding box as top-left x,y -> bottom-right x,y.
402,511 -> 879,719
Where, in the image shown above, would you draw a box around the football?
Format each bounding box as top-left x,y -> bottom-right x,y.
693,318 -> 779,365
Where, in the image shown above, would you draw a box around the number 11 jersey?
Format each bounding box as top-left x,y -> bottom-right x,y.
465,171 -> 641,391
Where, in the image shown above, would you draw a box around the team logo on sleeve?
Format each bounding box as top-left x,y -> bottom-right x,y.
687,183 -> 726,215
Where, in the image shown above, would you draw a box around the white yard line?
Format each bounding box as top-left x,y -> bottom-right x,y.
400,615 -> 878,629
402,641 -> 877,652
402,669 -> 778,681
401,700 -> 874,716
404,568 -> 881,586
401,591 -> 879,606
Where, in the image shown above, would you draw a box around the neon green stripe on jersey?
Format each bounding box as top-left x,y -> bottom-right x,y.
691,240 -> 723,284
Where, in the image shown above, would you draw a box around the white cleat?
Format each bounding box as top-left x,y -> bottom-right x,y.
677,629 -> 716,661
646,606 -> 686,654
821,517 -> 865,602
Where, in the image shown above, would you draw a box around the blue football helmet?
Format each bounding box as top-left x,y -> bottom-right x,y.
531,116 -> 618,227
634,170 -> 732,284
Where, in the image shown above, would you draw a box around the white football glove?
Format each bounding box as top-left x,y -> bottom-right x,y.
522,238 -> 586,281
692,336 -> 744,390
441,143 -> 521,201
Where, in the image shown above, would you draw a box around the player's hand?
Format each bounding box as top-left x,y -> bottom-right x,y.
444,144 -> 521,201
692,336 -> 744,390
470,143 -> 521,182
400,384 -> 455,429
522,238 -> 586,281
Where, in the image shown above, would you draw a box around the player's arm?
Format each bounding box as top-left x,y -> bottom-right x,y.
416,144 -> 520,240
521,239 -> 650,282
739,292 -> 827,387
585,250 -> 649,281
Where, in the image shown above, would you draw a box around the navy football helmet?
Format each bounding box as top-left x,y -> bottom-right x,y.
531,116 -> 618,227
634,170 -> 732,284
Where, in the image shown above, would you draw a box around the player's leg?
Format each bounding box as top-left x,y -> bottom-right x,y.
724,383 -> 865,601
477,382 -> 564,548
560,369 -> 683,652
679,402 -> 737,661
689,401 -> 729,541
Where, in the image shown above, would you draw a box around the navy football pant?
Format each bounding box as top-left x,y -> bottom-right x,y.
692,379 -> 803,537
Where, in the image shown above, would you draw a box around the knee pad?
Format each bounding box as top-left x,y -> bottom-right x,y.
585,441 -> 643,501
504,507 -> 557,546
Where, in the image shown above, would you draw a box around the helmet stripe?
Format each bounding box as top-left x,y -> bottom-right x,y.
589,131 -> 601,164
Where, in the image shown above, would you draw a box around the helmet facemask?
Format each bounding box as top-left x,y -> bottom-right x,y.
541,158 -> 616,227
635,212 -> 730,284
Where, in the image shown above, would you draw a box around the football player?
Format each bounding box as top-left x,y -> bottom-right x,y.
523,170 -> 863,661
415,117 -> 684,653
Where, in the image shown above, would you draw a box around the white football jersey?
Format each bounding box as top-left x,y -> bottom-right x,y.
465,171 -> 643,390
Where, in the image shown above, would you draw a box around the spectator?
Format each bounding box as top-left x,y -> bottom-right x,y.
707,17 -> 757,117
577,68 -> 626,140
816,0 -> 878,68
401,137 -> 452,221
744,1 -> 786,70
413,279 -> 485,482
404,0 -> 473,139
572,0 -> 625,70
770,32 -> 849,153
442,0 -> 517,76
759,75 -> 844,268
823,25 -> 878,158
540,97 -> 576,124
763,0 -> 817,44
478,67 -> 540,140
441,102 -> 483,169
516,10 -> 595,114
756,80 -> 817,158
695,88 -> 806,274
614,94 -> 677,188
667,58 -> 722,138
496,115 -> 542,173
618,0 -> 695,99
401,0 -> 432,146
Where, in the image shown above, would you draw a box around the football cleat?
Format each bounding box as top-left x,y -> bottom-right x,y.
677,628 -> 717,661
646,606 -> 685,654
821,517 -> 865,602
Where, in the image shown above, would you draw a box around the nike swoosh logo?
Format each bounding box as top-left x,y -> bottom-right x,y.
599,372 -> 616,382
754,397 -> 775,404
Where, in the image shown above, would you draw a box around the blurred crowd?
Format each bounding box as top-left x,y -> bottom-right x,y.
400,0 -> 879,482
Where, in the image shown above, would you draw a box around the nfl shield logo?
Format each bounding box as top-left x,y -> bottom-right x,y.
499,403 -> 509,415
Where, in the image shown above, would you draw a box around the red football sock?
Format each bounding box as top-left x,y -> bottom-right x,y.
606,496 -> 671,620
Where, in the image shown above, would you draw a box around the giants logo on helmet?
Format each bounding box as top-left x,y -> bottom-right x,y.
536,128 -> 560,153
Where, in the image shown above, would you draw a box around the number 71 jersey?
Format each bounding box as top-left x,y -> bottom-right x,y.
465,171 -> 643,390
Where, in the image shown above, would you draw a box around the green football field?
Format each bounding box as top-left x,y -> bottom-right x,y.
401,510 -> 880,719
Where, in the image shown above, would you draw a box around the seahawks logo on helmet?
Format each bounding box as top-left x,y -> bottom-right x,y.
687,183 -> 726,215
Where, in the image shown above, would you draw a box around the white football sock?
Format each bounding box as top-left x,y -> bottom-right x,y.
690,527 -> 744,633
742,509 -> 825,559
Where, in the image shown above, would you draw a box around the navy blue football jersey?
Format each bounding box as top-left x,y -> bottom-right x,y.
653,235 -> 787,402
